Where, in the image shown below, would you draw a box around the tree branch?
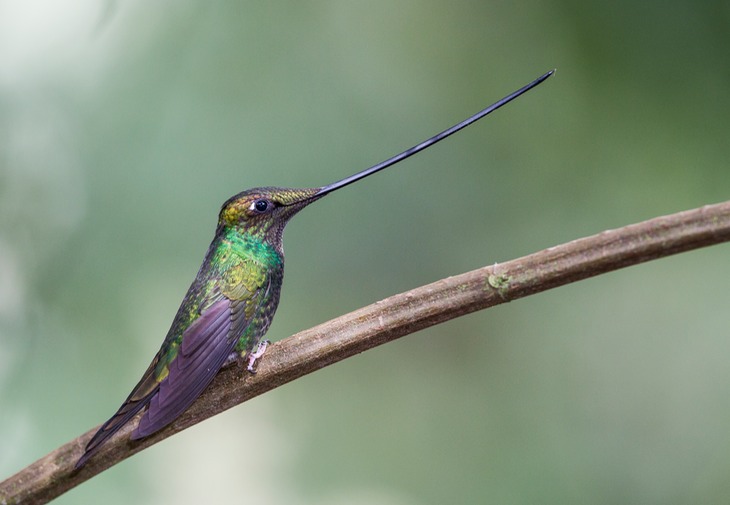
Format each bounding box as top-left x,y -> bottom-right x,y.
3,200 -> 730,504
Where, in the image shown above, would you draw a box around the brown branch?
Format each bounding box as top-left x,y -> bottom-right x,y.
3,200 -> 730,504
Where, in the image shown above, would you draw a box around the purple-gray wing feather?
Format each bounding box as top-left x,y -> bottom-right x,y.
75,295 -> 255,469
132,298 -> 242,438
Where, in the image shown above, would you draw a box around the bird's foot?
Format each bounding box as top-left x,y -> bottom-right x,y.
246,340 -> 270,374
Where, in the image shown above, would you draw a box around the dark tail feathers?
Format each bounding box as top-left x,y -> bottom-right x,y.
75,388 -> 158,469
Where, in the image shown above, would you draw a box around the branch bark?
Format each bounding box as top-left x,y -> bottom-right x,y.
3,200 -> 730,504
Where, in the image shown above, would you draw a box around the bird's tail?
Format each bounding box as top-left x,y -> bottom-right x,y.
75,387 -> 158,469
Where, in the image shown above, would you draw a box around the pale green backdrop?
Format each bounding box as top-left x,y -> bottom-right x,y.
2,1 -> 730,504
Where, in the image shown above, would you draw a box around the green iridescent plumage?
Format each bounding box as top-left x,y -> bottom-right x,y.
76,187 -> 319,468
75,70 -> 552,468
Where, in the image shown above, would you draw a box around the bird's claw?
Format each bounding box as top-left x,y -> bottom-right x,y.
246,339 -> 270,374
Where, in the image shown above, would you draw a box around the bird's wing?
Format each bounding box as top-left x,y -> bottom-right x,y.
131,297 -> 245,438
76,257 -> 273,468
132,255 -> 275,438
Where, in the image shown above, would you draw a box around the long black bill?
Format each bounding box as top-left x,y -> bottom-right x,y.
315,69 -> 554,197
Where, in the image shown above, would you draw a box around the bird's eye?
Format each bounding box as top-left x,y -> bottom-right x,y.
251,199 -> 270,213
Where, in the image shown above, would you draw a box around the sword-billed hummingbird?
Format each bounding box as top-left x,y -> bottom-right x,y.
76,69 -> 553,468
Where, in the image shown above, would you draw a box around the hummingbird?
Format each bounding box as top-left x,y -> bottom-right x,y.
75,69 -> 553,468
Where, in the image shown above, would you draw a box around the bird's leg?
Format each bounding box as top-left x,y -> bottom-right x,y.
246,339 -> 270,374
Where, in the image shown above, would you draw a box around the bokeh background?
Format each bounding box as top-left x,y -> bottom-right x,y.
2,1 -> 730,504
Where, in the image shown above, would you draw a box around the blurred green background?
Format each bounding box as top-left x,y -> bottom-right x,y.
2,1 -> 730,504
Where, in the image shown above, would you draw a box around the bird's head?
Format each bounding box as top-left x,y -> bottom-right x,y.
218,187 -> 321,250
